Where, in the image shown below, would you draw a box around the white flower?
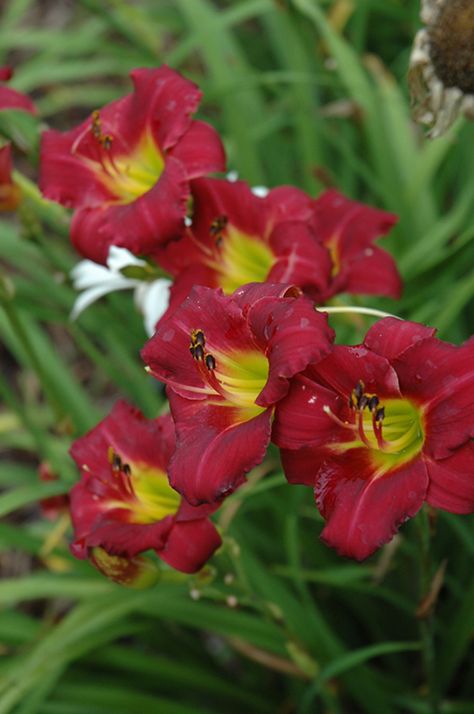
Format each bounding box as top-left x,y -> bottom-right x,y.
409,0 -> 474,138
70,247 -> 171,337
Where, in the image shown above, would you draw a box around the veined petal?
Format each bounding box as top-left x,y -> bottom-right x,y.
168,392 -> 272,504
426,442 -> 474,514
364,317 -> 436,360
249,297 -> 335,407
267,221 -> 332,296
129,66 -> 201,150
311,189 -> 398,255
330,244 -> 402,300
0,85 -> 36,114
40,128 -> 114,208
279,445 -> 322,487
69,403 -> 221,572
317,451 -> 429,560
168,119 -> 226,178
272,376 -> 346,449
71,157 -> 188,264
394,337 -> 474,457
312,345 -> 402,401
158,518 -> 221,573
141,286 -> 256,400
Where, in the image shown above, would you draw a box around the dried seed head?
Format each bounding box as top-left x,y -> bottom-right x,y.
428,0 -> 474,94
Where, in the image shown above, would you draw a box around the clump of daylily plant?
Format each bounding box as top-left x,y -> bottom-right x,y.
32,64 -> 474,585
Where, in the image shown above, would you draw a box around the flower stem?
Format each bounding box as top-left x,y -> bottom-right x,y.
317,305 -> 400,320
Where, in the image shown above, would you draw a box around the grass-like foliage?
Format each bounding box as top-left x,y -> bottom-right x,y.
0,1 -> 473,712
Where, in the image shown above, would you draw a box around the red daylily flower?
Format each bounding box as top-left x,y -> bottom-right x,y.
0,144 -> 21,211
0,65 -> 36,114
141,283 -> 335,505
310,189 -> 401,301
273,317 -> 474,560
69,401 -> 221,580
157,177 -> 332,316
40,66 -> 226,264
156,180 -> 401,321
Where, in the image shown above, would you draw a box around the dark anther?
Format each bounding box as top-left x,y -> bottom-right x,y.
193,344 -> 204,361
368,396 -> 379,412
358,395 -> 369,410
189,344 -> 196,357
193,330 -> 205,347
375,406 -> 385,422
354,381 -> 364,400
210,215 -> 228,237
112,453 -> 122,471
102,135 -> 113,150
122,463 -> 131,476
205,353 -> 216,371
348,396 -> 355,409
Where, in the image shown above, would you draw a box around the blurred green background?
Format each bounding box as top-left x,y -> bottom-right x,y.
0,1 -> 473,713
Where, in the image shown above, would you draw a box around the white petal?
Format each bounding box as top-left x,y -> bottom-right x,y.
70,280 -> 137,321
70,260 -> 113,290
135,279 -> 172,337
107,246 -> 147,272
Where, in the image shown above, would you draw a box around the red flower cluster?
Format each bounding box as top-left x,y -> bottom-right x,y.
50,65 -> 472,577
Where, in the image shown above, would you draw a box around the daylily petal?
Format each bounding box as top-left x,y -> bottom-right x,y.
272,375 -> 346,449
249,297 -> 335,407
71,157 -> 188,264
310,189 -> 400,299
364,317 -> 436,360
168,391 -> 272,504
330,244 -> 402,300
129,66 -> 201,150
142,286 -> 255,400
314,345 -> 402,401
168,119 -> 226,178
311,189 -> 398,255
69,402 -> 220,573
317,452 -> 429,560
426,442 -> 474,514
394,337 -> 474,456
263,185 -> 313,226
279,445 -> 321,487
158,518 -> 221,573
40,128 -> 114,208
267,221 -> 332,295
0,85 -> 36,114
